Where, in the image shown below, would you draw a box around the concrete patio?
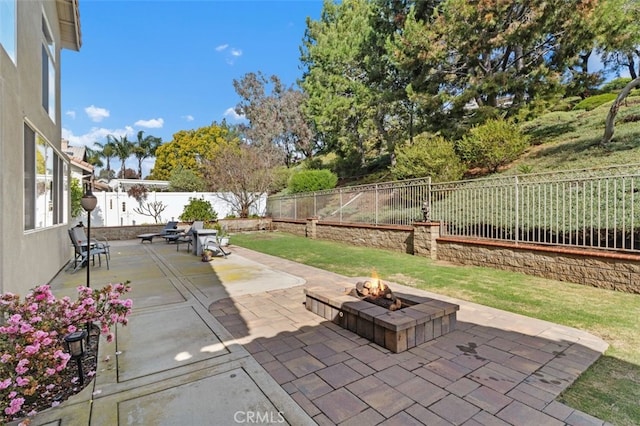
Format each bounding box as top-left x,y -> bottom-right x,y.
32,238 -> 609,425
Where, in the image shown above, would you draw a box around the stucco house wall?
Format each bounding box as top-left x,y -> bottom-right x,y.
0,0 -> 81,295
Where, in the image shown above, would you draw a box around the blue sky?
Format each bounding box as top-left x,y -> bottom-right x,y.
61,0 -> 323,176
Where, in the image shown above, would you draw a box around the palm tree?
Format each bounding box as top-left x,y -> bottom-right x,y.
94,139 -> 116,176
109,135 -> 134,179
84,147 -> 104,169
133,131 -> 162,179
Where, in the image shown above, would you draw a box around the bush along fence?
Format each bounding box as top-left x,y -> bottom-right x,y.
268,164 -> 640,293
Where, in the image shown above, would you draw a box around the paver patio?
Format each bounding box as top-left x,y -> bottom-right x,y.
212,247 -> 610,426
37,240 -> 609,426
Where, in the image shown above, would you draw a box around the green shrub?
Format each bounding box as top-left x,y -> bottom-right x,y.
600,77 -> 632,92
391,133 -> 465,182
456,118 -> 529,173
288,169 -> 338,194
169,166 -> 206,192
573,93 -> 617,111
70,178 -> 84,218
270,166 -> 293,194
551,96 -> 582,112
179,197 -> 218,222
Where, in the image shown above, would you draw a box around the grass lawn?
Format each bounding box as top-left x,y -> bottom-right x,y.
232,232 -> 640,426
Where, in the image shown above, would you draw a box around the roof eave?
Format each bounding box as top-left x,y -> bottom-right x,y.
56,0 -> 82,51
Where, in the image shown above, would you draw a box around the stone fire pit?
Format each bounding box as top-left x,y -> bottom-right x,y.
304,279 -> 459,353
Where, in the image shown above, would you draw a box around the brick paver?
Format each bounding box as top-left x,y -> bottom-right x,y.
208,248 -> 609,425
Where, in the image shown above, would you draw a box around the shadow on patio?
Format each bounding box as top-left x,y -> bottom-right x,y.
42,240 -> 609,426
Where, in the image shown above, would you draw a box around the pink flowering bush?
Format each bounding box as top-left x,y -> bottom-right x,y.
0,282 -> 132,423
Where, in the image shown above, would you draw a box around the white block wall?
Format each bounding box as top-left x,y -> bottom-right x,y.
78,192 -> 267,227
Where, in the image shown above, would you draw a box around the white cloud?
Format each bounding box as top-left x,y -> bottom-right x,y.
216,43 -> 242,65
62,126 -> 135,148
85,105 -> 110,122
66,110 -> 76,119
135,118 -> 164,128
223,107 -> 244,122
183,115 -> 195,122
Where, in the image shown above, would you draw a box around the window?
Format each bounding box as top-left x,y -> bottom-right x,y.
0,0 -> 16,63
42,13 -> 56,122
24,123 -> 68,231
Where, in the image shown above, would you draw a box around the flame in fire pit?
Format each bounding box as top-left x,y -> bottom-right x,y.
351,270 -> 402,311
369,269 -> 382,296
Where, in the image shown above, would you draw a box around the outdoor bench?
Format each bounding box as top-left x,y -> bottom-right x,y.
137,233 -> 159,243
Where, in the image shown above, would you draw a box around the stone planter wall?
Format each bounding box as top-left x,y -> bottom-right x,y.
273,219 -> 413,253
271,219 -> 640,293
436,237 -> 640,294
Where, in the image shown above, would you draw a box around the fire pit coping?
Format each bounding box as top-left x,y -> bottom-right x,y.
304,285 -> 459,333
304,284 -> 460,353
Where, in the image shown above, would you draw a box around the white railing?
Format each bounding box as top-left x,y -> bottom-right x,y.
267,164 -> 640,253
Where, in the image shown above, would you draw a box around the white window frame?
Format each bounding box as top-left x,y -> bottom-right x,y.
24,121 -> 68,231
41,11 -> 56,122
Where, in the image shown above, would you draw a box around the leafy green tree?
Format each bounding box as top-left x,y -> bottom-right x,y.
168,166 -> 207,192
390,0 -> 600,119
456,118 -> 529,173
149,123 -> 235,180
391,134 -> 465,182
301,0 -> 380,168
233,72 -> 316,166
132,131 -> 162,180
179,198 -> 217,222
597,0 -> 640,79
288,169 -> 338,194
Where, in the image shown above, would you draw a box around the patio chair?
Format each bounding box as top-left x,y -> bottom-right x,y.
173,221 -> 204,251
158,221 -> 179,237
67,228 -> 110,273
72,226 -> 110,259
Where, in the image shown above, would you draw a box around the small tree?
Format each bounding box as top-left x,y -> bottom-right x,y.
70,178 -> 84,218
133,201 -> 167,224
602,76 -> 640,145
127,184 -> 148,203
391,134 -> 465,182
457,119 -> 529,173
204,141 -> 280,218
179,198 -> 217,222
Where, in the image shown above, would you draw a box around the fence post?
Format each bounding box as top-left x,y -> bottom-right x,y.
375,184 -> 379,226
514,176 -> 519,244
340,189 -> 343,223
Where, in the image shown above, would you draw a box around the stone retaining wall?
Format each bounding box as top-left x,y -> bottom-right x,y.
437,238 -> 640,294
274,219 -> 413,253
271,219 -> 640,293
91,218 -> 273,241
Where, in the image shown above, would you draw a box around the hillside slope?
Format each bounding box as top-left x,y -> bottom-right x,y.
510,94 -> 640,175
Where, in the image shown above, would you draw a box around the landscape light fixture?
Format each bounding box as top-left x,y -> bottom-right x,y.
64,330 -> 88,387
81,183 -> 97,289
81,181 -> 97,343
